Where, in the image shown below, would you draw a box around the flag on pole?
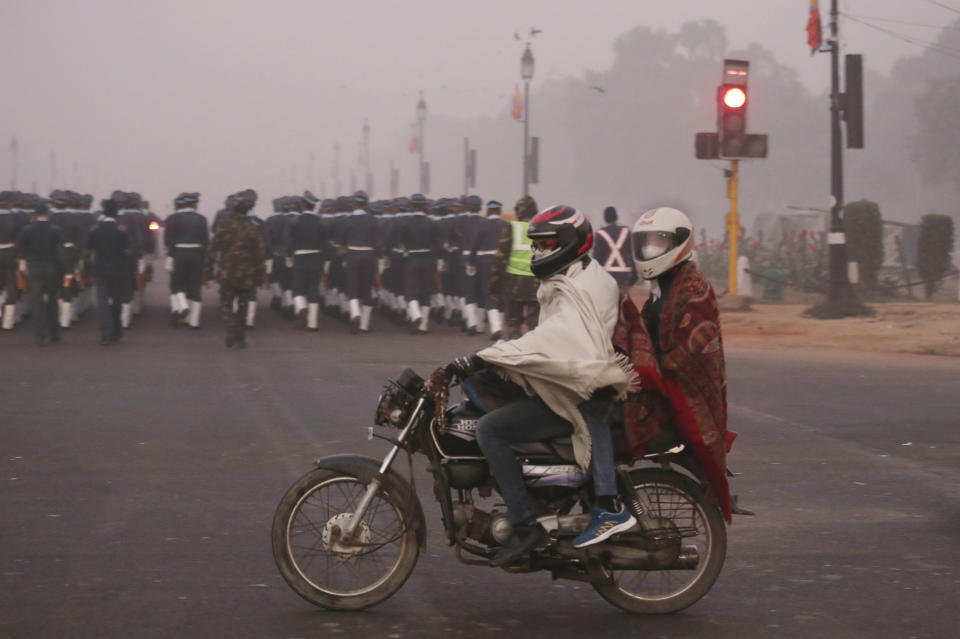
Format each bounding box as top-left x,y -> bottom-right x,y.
409,124 -> 418,153
807,0 -> 822,55
511,84 -> 523,121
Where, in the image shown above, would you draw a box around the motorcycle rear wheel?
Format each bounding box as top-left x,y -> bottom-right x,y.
272,468 -> 420,611
593,468 -> 726,614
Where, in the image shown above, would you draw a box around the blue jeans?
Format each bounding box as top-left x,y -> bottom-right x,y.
476,396 -> 573,525
476,396 -> 621,525
579,398 -> 619,498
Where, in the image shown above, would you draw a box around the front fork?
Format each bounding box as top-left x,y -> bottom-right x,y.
341,397 -> 425,541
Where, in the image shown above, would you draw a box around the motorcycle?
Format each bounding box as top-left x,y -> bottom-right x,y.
272,367 -> 733,613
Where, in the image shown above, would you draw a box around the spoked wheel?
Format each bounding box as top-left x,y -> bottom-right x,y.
272,468 -> 420,610
593,468 -> 726,614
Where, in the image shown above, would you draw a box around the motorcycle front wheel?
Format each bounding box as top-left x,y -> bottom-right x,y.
271,468 -> 420,611
593,468 -> 727,614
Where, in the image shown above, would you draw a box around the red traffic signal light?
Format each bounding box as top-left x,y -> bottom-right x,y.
722,87 -> 746,109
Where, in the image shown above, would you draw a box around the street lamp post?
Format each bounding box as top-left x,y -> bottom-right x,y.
362,119 -> 371,194
416,93 -> 427,194
521,44 -> 535,197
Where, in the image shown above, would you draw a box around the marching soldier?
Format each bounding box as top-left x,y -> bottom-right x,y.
488,195 -> 540,339
49,191 -> 82,329
291,192 -> 325,330
339,190 -> 378,333
470,199 -> 508,339
593,205 -> 637,293
0,191 -> 26,330
203,190 -> 266,348
244,199 -> 266,329
86,198 -> 130,344
397,193 -> 439,334
457,194 -> 487,335
164,192 -> 208,328
18,197 -> 63,345
114,191 -> 149,328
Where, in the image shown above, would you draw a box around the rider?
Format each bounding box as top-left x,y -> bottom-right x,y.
445,205 -> 635,566
615,207 -> 735,521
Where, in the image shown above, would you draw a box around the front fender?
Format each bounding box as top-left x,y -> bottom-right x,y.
312,454 -> 427,552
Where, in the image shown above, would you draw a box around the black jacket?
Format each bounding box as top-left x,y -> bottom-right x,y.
86,219 -> 131,274
18,219 -> 63,265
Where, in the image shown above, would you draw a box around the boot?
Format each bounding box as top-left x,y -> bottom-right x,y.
349,299 -> 361,333
187,300 -> 202,328
306,302 -> 319,331
2,304 -> 15,330
245,300 -> 257,328
121,303 -> 132,329
476,307 -> 487,334
59,300 -> 72,329
418,306 -> 430,334
294,295 -> 308,329
407,299 -> 422,334
488,308 -> 503,341
464,303 -> 478,336
489,519 -> 549,567
359,305 -> 372,333
176,292 -> 189,318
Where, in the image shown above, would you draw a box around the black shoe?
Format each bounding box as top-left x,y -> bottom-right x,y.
35,337 -> 48,347
225,335 -> 235,348
489,522 -> 549,567
270,297 -> 281,312
350,317 -> 360,334
490,331 -> 501,341
100,338 -> 114,346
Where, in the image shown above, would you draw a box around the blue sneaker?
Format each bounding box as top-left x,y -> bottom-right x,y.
573,506 -> 637,548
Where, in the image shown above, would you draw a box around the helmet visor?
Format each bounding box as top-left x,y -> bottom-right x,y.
632,231 -> 677,261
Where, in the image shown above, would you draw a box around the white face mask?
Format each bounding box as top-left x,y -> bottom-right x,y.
641,245 -> 667,260
533,247 -> 554,261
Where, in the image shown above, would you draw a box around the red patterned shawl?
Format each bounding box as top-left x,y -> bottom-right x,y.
613,260 -> 735,520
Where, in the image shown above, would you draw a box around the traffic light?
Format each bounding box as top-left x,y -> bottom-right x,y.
844,54 -> 864,149
718,59 -> 748,157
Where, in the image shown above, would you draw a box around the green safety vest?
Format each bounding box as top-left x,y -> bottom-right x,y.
506,220 -> 534,277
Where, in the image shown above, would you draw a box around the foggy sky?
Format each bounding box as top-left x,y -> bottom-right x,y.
1,0 -> 956,223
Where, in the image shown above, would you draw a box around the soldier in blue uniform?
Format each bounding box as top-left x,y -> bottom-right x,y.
291,192 -> 326,331
339,191 -> 378,333
164,192 -> 209,328
0,191 -> 27,330
18,197 -> 63,345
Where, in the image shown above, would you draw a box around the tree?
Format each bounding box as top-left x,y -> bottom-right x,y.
844,200 -> 884,296
913,74 -> 960,193
916,214 -> 955,299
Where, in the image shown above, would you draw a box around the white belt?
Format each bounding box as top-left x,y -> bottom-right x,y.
294,249 -> 321,255
407,248 -> 432,254
475,250 -> 497,256
175,243 -> 202,248
62,242 -> 75,248
0,243 -> 13,249
347,246 -> 374,251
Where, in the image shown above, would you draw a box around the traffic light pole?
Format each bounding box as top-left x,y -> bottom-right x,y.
815,0 -> 868,317
726,159 -> 739,295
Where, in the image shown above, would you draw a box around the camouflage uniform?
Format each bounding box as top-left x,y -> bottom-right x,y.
203,192 -> 266,347
487,195 -> 540,339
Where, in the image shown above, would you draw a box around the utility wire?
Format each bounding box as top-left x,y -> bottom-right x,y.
843,14 -> 960,61
925,0 -> 960,16
841,13 -> 947,29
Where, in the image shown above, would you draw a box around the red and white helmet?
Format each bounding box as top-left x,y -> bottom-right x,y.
631,207 -> 694,279
526,205 -> 594,278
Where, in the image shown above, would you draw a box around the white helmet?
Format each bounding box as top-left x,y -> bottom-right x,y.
631,207 -> 694,280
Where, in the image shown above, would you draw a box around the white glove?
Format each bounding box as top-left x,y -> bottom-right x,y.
465,264 -> 477,277
285,257 -> 294,268
165,256 -> 174,272
437,259 -> 447,273
18,259 -> 26,273
377,258 -> 387,276
137,258 -> 146,274
265,259 -> 273,275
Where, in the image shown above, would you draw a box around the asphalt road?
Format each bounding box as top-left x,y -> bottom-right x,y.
1,278 -> 958,639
